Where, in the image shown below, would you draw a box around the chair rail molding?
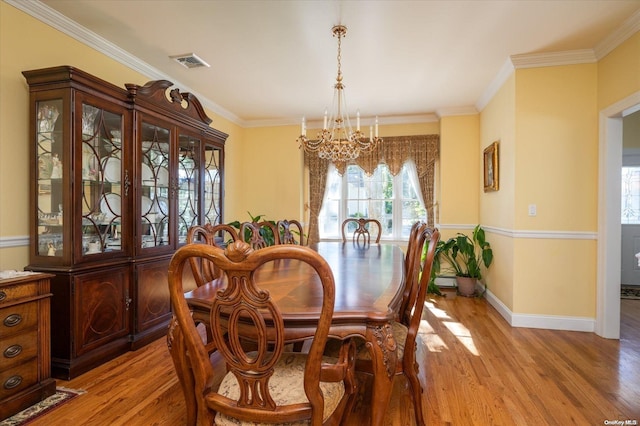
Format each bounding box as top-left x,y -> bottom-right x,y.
0,235 -> 29,248
436,224 -> 597,240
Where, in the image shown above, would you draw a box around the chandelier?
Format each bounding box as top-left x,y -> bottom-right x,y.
297,25 -> 381,163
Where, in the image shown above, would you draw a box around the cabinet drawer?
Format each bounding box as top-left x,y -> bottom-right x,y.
0,303 -> 38,338
0,283 -> 38,305
0,358 -> 38,399
0,329 -> 38,371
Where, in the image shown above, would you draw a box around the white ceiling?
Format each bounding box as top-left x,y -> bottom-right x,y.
20,0 -> 640,127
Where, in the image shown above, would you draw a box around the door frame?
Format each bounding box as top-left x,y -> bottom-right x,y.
597,91 -> 640,339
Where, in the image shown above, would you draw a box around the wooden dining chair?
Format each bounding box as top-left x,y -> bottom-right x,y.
167,241 -> 358,426
186,223 -> 239,287
185,223 -> 241,364
341,218 -> 382,244
277,219 -> 305,245
375,227 -> 439,425
239,221 -> 280,249
326,226 -> 439,425
397,221 -> 427,325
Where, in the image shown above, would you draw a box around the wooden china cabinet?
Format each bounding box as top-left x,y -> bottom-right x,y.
22,66 -> 227,379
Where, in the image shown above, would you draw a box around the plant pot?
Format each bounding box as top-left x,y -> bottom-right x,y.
455,276 -> 477,297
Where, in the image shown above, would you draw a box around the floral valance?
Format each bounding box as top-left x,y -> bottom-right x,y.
304,134 -> 439,176
304,134 -> 440,243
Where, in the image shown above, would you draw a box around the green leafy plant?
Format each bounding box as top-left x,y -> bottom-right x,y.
435,225 -> 493,279
228,211 -> 277,246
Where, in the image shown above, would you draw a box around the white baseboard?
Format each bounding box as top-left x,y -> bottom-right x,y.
484,288 -> 596,332
434,276 -> 456,288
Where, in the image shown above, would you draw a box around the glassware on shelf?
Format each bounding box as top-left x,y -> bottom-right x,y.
82,105 -> 99,136
50,153 -> 62,178
38,104 -> 59,133
35,99 -> 64,257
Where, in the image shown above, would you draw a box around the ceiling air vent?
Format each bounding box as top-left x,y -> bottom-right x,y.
170,53 -> 210,69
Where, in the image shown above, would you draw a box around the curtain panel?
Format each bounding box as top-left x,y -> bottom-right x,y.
304,134 -> 440,243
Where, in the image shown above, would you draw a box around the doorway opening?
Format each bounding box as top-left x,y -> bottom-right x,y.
597,91 -> 640,339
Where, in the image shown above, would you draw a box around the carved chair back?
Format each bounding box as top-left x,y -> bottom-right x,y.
186,224 -> 239,287
167,241 -> 356,425
277,219 -> 305,245
341,218 -> 382,244
239,221 -> 280,249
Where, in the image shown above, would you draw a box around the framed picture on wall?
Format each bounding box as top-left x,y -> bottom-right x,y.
483,141 -> 499,192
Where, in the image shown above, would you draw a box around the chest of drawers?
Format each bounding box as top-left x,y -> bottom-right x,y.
0,273 -> 56,420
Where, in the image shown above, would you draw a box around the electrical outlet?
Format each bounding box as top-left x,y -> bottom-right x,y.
528,204 -> 537,216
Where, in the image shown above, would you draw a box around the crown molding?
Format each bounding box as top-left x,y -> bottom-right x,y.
594,8 -> 640,60
377,113 -> 440,125
510,49 -> 597,69
5,0 -> 243,126
476,48 -> 603,112
476,12 -> 640,112
253,113 -> 441,130
475,58 -> 514,112
436,106 -> 479,117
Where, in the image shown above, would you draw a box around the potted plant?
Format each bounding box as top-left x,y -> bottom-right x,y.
434,225 -> 493,296
228,212 -> 278,246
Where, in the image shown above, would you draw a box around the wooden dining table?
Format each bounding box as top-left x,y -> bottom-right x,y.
172,241 -> 405,426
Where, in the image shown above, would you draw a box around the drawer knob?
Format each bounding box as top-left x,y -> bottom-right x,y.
0,291 -> 6,302
3,344 -> 23,358
3,314 -> 22,327
3,375 -> 22,390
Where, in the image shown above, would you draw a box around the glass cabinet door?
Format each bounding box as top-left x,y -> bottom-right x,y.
36,99 -> 64,257
177,134 -> 200,244
203,144 -> 222,226
80,102 -> 125,256
140,122 -> 171,249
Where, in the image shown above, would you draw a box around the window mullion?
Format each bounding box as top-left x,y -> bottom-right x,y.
392,172 -> 401,240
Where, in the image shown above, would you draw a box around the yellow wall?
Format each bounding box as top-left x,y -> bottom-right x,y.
481,74 -> 516,230
514,239 -> 596,316
479,74 -> 516,308
439,115 -> 479,227
479,63 -> 599,316
597,31 -> 640,111
515,65 -> 598,231
237,125 -> 304,222
235,121 -> 442,226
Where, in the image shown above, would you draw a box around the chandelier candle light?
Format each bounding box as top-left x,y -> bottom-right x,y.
297,25 -> 381,163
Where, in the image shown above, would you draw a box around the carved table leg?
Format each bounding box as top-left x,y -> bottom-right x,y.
365,322 -> 397,426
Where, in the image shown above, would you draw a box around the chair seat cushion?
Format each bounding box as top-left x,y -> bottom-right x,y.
355,321 -> 408,361
215,353 -> 345,426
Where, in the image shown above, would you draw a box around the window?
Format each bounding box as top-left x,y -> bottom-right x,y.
318,163 -> 427,240
622,167 -> 640,224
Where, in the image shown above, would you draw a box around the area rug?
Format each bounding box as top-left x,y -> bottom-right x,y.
0,387 -> 85,425
621,285 -> 640,300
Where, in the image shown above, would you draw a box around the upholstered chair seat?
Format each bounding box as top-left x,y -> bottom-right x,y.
215,353 -> 346,426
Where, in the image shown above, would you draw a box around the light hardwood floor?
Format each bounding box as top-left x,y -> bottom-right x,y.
28,290 -> 640,425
